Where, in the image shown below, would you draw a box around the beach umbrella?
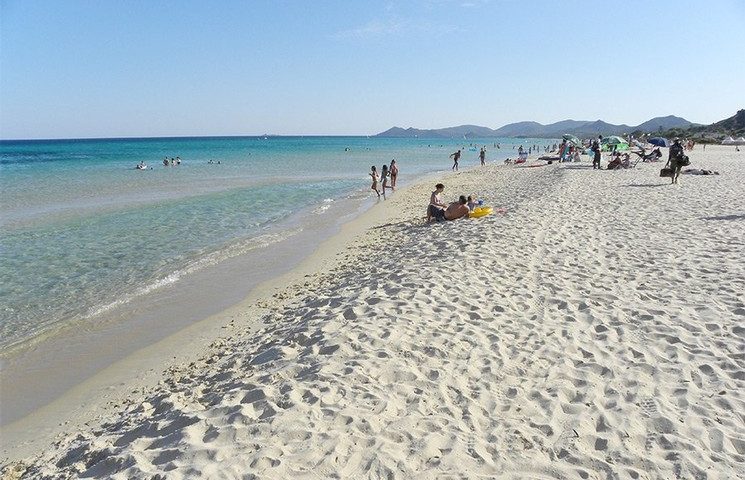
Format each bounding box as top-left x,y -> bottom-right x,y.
602,136 -> 627,145
648,137 -> 670,147
562,134 -> 582,146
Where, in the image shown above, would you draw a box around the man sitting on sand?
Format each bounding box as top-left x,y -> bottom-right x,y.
444,196 -> 471,220
429,195 -> 470,222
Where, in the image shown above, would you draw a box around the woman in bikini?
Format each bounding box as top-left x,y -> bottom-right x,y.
370,166 -> 381,198
389,159 -> 398,189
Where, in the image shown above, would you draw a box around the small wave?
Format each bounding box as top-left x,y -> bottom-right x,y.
84,228 -> 303,319
0,152 -> 93,165
313,198 -> 335,214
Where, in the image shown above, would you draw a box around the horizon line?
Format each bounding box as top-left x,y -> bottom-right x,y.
0,133 -> 385,142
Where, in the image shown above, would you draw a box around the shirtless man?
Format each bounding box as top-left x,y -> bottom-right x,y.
426,183 -> 447,223
450,149 -> 461,171
444,195 -> 470,220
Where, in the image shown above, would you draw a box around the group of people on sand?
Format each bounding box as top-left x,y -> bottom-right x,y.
558,140 -> 581,163
369,159 -> 398,198
606,151 -> 632,170
426,183 -> 481,223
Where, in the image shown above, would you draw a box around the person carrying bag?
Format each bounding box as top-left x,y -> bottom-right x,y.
662,138 -> 689,184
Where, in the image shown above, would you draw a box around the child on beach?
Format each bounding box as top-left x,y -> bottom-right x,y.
466,195 -> 482,211
370,166 -> 381,198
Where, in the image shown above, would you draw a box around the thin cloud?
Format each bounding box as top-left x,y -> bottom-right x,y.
333,17 -> 458,40
424,0 -> 492,7
333,18 -> 407,39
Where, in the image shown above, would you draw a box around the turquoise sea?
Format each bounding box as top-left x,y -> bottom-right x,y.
0,136 -> 551,351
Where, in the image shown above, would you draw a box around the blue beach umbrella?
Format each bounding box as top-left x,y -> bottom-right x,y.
648,137 -> 670,147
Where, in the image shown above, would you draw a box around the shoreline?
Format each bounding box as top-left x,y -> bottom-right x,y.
0,165 -> 451,460
2,137 -> 516,427
4,146 -> 742,478
0,193 -> 361,423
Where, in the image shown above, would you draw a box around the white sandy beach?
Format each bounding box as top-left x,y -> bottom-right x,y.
2,145 -> 744,479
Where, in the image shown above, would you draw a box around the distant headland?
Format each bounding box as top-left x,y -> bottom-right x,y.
376,110 -> 745,141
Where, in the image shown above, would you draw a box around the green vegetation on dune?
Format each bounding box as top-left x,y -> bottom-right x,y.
658,110 -> 745,143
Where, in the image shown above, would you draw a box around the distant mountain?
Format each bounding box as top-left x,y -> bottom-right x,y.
376,125 -> 499,138
658,109 -> 745,141
376,115 -> 698,138
634,115 -> 696,133
707,109 -> 745,135
490,121 -> 546,137
565,120 -> 633,137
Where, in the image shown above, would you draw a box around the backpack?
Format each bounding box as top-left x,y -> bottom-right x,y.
670,144 -> 684,159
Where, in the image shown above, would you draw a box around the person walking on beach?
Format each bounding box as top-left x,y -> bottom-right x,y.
450,149 -> 461,171
667,138 -> 686,184
389,159 -> 398,189
479,147 -> 486,166
380,164 -> 393,196
592,136 -> 602,169
426,183 -> 447,223
370,166 -> 381,198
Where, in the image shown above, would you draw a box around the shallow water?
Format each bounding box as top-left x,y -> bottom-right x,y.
0,136 -> 551,350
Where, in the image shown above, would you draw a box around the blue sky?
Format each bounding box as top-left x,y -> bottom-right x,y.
1,0 -> 743,139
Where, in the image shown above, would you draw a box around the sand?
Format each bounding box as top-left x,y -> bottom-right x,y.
2,145 -> 744,479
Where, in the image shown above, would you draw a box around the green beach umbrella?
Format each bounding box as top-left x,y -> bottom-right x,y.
602,135 -> 627,145
601,135 -> 629,151
562,134 -> 582,146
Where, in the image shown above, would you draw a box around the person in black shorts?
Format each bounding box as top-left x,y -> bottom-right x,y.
426,183 -> 447,223
592,135 -> 602,169
450,150 -> 461,171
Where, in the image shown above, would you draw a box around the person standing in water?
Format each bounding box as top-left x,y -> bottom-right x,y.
370,166 -> 381,198
380,164 -> 392,197
479,147 -> 486,166
389,159 -> 398,189
450,149 -> 461,171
